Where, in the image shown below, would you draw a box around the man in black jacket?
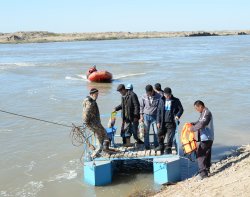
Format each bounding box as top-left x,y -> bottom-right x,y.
114,84 -> 144,146
156,87 -> 184,154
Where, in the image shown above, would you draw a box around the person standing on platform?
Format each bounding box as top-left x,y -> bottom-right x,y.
155,87 -> 184,154
114,84 -> 144,146
140,84 -> 161,149
191,100 -> 214,180
154,83 -> 164,96
82,88 -> 110,154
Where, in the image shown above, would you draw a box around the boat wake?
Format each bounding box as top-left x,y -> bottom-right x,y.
113,72 -> 146,80
65,74 -> 88,81
65,72 -> 146,82
0,62 -> 35,70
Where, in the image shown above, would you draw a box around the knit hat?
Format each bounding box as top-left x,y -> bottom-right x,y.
90,88 -> 98,94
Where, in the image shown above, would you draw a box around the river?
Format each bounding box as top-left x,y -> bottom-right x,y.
0,35 -> 250,197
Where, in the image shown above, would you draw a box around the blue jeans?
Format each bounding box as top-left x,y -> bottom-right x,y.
144,114 -> 159,148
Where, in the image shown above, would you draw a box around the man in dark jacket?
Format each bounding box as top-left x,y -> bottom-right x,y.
156,87 -> 184,154
154,83 -> 164,96
114,84 -> 143,146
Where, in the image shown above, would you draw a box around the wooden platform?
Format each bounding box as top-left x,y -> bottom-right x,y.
93,144 -> 177,161
83,129 -> 198,186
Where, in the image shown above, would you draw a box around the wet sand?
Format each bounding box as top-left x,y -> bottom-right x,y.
0,30 -> 250,44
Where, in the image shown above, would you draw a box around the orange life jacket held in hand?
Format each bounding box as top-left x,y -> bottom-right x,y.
181,123 -> 197,154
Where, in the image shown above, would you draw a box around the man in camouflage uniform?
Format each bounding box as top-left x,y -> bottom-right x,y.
82,88 -> 109,153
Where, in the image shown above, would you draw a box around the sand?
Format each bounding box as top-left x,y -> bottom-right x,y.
0,30 -> 250,44
153,145 -> 250,197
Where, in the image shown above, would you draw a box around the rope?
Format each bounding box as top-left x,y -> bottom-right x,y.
0,109 -> 195,167
0,109 -> 72,128
0,109 -> 96,162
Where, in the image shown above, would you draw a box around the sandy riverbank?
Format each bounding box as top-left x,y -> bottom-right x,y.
151,145 -> 250,197
0,30 -> 250,44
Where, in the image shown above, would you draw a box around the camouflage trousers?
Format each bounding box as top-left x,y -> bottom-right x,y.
86,122 -> 109,147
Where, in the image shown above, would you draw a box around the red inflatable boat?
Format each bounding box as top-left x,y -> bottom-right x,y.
86,66 -> 113,82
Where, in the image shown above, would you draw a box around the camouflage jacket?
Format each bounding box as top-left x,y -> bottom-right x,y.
82,96 -> 101,124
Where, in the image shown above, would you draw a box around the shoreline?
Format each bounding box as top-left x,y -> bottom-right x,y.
128,145 -> 250,197
151,145 -> 250,197
0,30 -> 250,44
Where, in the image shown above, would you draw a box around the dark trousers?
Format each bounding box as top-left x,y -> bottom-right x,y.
121,120 -> 140,143
197,140 -> 213,177
158,122 -> 176,152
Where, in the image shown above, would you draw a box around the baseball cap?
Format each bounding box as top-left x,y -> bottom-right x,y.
117,84 -> 125,91
126,83 -> 133,90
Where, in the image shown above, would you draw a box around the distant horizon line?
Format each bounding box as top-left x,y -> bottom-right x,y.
2,29 -> 250,34
1,30 -> 249,44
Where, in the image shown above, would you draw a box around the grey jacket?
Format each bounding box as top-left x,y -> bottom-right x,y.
140,92 -> 161,116
193,107 -> 214,141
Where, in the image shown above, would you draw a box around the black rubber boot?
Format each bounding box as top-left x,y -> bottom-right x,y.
155,144 -> 164,151
103,140 -> 110,151
164,147 -> 172,154
136,139 -> 144,144
155,137 -> 164,154
123,137 -> 133,147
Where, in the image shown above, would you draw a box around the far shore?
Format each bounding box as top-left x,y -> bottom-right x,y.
0,30 -> 250,44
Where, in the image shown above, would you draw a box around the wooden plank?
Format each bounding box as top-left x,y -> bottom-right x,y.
138,150 -> 146,157
132,152 -> 136,158
114,153 -> 121,158
133,151 -> 138,158
146,150 -> 151,156
101,153 -> 109,158
110,153 -> 116,158
118,146 -> 125,151
121,152 -> 125,157
138,151 -> 145,157
150,150 -> 156,156
128,152 -> 134,158
124,152 -> 129,158
107,153 -> 113,159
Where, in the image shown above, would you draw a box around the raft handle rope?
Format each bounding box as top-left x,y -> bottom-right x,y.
0,109 -> 95,164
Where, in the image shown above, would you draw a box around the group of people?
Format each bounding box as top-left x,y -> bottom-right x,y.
82,83 -> 214,180
114,83 -> 184,155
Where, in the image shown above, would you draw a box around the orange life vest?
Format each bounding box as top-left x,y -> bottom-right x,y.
181,123 -> 197,154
